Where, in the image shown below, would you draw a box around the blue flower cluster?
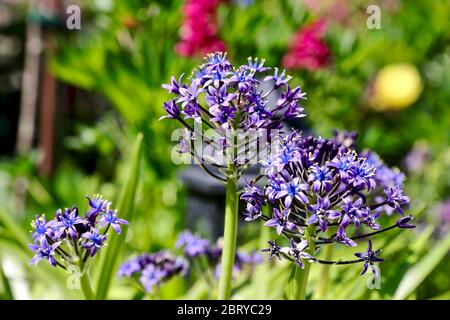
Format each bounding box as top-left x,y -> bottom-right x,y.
162,52 -> 306,129
29,195 -> 128,269
242,131 -> 413,277
161,52 -> 307,175
176,231 -> 262,278
118,251 -> 188,293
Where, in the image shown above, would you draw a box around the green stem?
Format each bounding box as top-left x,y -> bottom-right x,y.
217,173 -> 238,300
294,225 -> 316,300
80,271 -> 95,300
315,244 -> 334,299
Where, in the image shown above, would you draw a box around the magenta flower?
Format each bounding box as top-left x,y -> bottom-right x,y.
176,0 -> 226,57
282,19 -> 331,71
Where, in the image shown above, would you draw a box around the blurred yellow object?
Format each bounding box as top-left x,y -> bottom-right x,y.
370,63 -> 423,111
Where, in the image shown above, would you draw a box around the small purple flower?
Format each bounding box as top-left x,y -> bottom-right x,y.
243,202 -> 262,221
308,165 -> 333,193
86,194 -> 111,224
82,229 -> 107,257
29,240 -> 61,267
274,145 -> 301,171
336,225 -> 357,247
384,185 -> 409,214
139,264 -> 166,292
229,68 -> 257,93
262,240 -> 281,261
264,208 -> 297,235
162,75 -> 184,94
306,196 -> 341,232
355,240 -> 384,278
160,100 -> 180,120
54,208 -> 84,239
244,57 -> 270,73
329,152 -> 357,182
176,231 -> 211,258
280,239 -> 313,269
349,162 -> 376,191
31,215 -> 52,243
117,257 -> 142,277
396,215 -> 416,229
341,198 -> 366,228
264,67 -> 291,89
99,210 -> 128,234
276,177 -> 309,207
204,52 -> 232,72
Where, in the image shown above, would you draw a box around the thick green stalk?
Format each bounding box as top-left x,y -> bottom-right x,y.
294,225 -> 316,300
80,271 -> 95,300
315,241 -> 334,299
217,173 -> 238,300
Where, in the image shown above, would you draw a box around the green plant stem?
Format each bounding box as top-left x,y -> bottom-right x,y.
80,271 -> 95,300
294,225 -> 316,300
315,243 -> 334,299
217,173 -> 238,300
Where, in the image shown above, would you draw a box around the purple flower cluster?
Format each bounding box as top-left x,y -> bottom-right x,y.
176,231 -> 262,278
29,195 -> 128,269
162,52 -> 306,173
118,251 -> 188,293
242,130 -> 413,277
162,52 -> 306,128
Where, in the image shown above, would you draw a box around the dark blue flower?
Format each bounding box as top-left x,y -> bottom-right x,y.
82,229 -> 107,257
308,165 -> 333,193
396,214 -> 416,229
329,152 -> 357,182
99,210 -> 128,234
31,215 -> 53,243
229,68 -> 258,93
384,185 -> 409,214
86,194 -> 111,224
29,240 -> 61,267
341,198 -> 366,228
262,240 -> 281,261
336,225 -> 357,247
162,75 -> 184,94
280,239 -> 313,269
276,177 -> 309,207
160,100 -> 180,120
244,57 -> 270,73
306,196 -> 341,232
264,67 -> 291,88
54,208 -> 84,239
349,161 -> 376,190
265,208 -> 297,235
355,240 -> 384,278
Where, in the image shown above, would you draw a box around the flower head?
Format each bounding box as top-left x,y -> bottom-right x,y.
82,229 -> 107,257
119,250 -> 188,293
28,195 -> 127,269
355,241 -> 384,278
99,210 -> 128,234
242,130 -> 412,279
29,241 -> 61,267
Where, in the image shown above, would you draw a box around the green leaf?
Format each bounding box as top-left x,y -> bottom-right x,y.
0,260 -> 14,300
95,133 -> 143,299
393,232 -> 450,300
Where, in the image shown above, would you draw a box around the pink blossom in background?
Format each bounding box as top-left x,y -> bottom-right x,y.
176,0 -> 226,57
282,19 -> 331,71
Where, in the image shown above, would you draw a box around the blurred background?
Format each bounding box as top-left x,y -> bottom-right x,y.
0,0 -> 449,300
